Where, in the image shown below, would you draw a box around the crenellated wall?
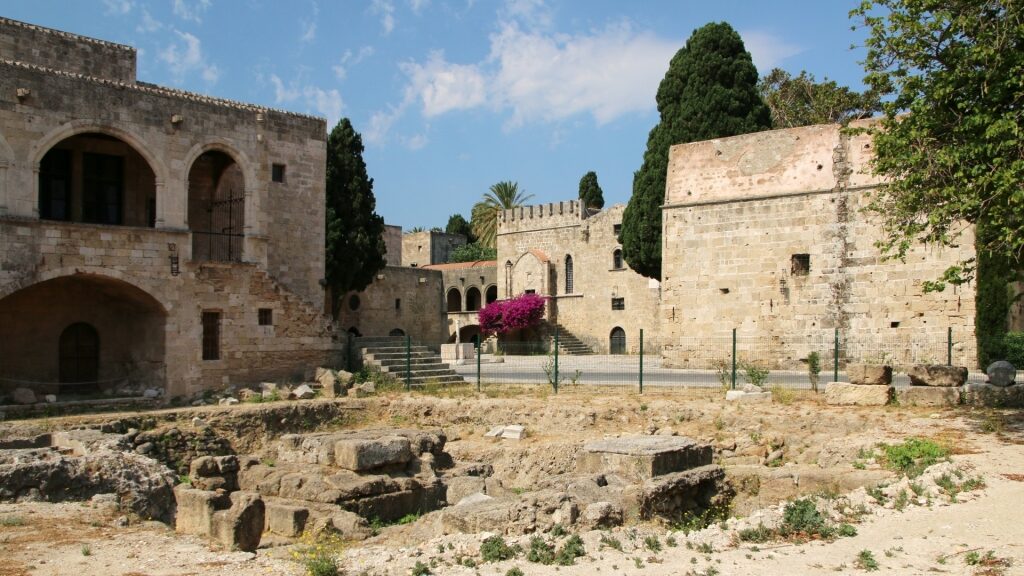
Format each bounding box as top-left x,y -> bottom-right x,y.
0,17 -> 136,83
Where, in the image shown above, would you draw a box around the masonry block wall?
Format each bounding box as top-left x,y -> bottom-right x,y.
401,230 -> 466,267
338,266 -> 447,344
497,201 -> 661,353
659,122 -> 976,369
0,18 -> 340,398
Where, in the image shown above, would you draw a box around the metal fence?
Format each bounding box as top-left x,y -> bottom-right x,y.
361,327 -> 985,395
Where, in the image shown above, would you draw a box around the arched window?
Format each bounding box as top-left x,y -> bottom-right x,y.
564,255 -> 574,294
188,150 -> 245,262
485,285 -> 498,304
609,327 -> 626,355
447,288 -> 462,312
59,322 -> 99,386
389,328 -> 405,337
466,287 -> 482,311
612,249 -> 623,270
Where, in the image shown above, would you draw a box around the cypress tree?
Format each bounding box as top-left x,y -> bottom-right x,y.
578,171 -> 605,210
325,118 -> 387,312
621,22 -> 770,279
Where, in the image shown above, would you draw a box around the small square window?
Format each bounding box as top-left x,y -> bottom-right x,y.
258,308 -> 273,326
271,163 -> 286,183
791,253 -> 810,276
525,289 -> 536,295
613,224 -> 622,236
395,298 -> 401,311
611,297 -> 625,310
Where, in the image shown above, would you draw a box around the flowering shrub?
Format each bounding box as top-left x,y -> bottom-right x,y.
479,293 -> 547,335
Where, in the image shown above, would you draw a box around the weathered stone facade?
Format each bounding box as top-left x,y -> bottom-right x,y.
382,224 -> 402,267
401,230 -> 465,268
659,121 -> 976,368
496,202 -> 661,353
420,260 -> 498,343
0,18 -> 340,399
337,266 -> 447,344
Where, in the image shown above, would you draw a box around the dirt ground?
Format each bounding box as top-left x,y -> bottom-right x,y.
1,389 -> 1022,576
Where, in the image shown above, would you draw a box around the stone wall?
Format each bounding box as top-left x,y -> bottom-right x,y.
383,224 -> 402,266
401,231 -> 466,267
337,266 -> 447,344
421,261 -> 498,342
497,203 -> 660,353
660,122 -> 976,369
0,17 -> 136,83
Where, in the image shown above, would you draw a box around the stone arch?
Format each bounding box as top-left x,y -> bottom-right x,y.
511,249 -> 549,296
612,248 -> 623,270
182,138 -> 259,234
447,287 -> 462,312
610,326 -> 626,355
564,254 -> 574,294
466,286 -> 482,312
185,141 -> 254,262
485,284 -> 498,305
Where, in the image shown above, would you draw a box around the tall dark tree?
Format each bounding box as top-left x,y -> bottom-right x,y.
758,68 -> 880,128
621,22 -> 771,279
325,118 -> 386,313
577,171 -> 605,210
445,213 -> 475,242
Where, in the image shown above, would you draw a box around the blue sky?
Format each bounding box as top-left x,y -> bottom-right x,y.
5,1 -> 871,231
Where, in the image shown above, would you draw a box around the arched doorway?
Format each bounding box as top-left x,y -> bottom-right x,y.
59,322 -> 99,390
38,132 -> 157,227
389,328 -> 406,337
466,287 -> 481,311
446,288 -> 462,312
610,327 -> 626,355
188,150 -> 245,262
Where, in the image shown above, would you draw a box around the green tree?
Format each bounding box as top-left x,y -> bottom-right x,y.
445,213 -> 475,242
325,118 -> 386,314
758,68 -> 880,128
470,181 -> 533,249
621,22 -> 771,280
851,0 -> 1024,289
449,242 -> 497,263
577,171 -> 605,210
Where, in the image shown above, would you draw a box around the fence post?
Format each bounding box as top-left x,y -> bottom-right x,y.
731,328 -> 737,390
553,327 -> 559,394
947,327 -> 953,366
639,329 -> 644,395
833,328 -> 839,384
405,335 -> 411,391
476,340 -> 481,392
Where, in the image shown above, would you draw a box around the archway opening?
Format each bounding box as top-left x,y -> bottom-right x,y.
389,328 -> 406,337
188,150 -> 245,262
447,288 -> 462,312
565,255 -> 574,293
466,287 -> 482,312
0,274 -> 167,398
612,249 -> 623,270
610,327 -> 626,355
485,285 -> 498,304
39,132 -> 157,227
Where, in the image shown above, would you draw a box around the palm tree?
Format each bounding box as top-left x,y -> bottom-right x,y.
471,181 -> 533,248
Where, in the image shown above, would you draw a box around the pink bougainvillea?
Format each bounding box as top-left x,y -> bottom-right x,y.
478,293 -> 547,336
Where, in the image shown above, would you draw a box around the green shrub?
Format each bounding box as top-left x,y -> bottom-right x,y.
880,438 -> 949,477
643,535 -> 661,552
505,568 -> 525,576
411,560 -> 431,576
599,534 -> 622,551
780,498 -> 832,538
480,535 -> 518,562
856,549 -> 879,571
738,523 -> 774,543
838,524 -> 858,537
1001,332 -> 1024,365
554,534 -> 586,566
740,361 -> 770,387
526,536 -> 554,564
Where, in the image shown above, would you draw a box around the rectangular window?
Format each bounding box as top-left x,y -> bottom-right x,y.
791,253 -> 811,276
525,289 -> 536,295
258,308 -> 273,326
395,298 -> 401,311
271,163 -> 286,183
611,297 -> 625,310
201,311 -> 220,360
613,224 -> 622,236
82,153 -> 123,225
40,149 -> 71,221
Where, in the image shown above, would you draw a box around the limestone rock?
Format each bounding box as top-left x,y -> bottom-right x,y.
334,436 -> 412,471
962,382 -> 1024,408
581,501 -> 623,529
237,389 -> 259,402
445,476 -> 486,505
895,386 -> 959,407
143,388 -> 161,399
501,425 -> 526,440
456,492 -> 493,506
483,426 -> 505,438
348,382 -> 375,397
211,491 -> 264,552
292,384 -> 316,400
986,361 -> 1016,387
191,417 -> 207,428
824,382 -> 890,406
908,365 -> 968,387
725,390 -> 772,403
260,383 -> 278,398
847,363 -> 893,385
577,436 -> 713,482
218,397 -> 239,406
266,503 -> 309,537
335,370 -> 355,389
316,369 -> 338,397
11,388 -> 36,405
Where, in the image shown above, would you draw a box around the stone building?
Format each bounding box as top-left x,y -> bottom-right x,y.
382,224 -> 402,267
420,260 -> 498,344
496,202 -> 661,354
401,230 -> 465,268
659,121 -> 977,368
0,18 -> 340,400
336,266 -> 447,344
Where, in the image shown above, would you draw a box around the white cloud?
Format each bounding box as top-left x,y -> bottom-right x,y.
400,51 -> 487,117
270,75 -> 344,126
370,0 -> 395,35
403,133 -> 428,150
103,0 -> 133,15
409,0 -> 429,14
270,75 -> 300,103
364,106 -> 405,146
740,30 -> 802,72
332,46 -> 375,81
173,0 -> 212,23
159,30 -> 220,84
136,8 -> 163,33
300,1 -> 319,43
501,0 -> 552,30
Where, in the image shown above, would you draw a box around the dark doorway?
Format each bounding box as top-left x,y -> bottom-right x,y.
610,327 -> 626,355
59,322 -> 99,391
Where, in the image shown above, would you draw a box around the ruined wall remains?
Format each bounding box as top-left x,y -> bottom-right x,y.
383,224 -> 403,267
401,231 -> 466,267
338,266 -> 447,344
660,121 -> 976,368
497,202 -> 660,353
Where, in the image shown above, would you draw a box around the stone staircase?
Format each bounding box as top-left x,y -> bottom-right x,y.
546,323 -> 595,355
355,337 -> 466,386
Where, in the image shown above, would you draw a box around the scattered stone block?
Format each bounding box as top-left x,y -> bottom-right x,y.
483,426 -> 505,438
962,382 -> 1024,408
334,436 -> 412,471
847,363 -> 893,385
266,503 -> 309,537
576,436 -> 713,482
456,492 -> 493,506
191,417 -> 207,428
348,382 -> 375,397
500,425 -> 526,440
335,370 -> 355,390
237,389 -> 259,402
173,485 -> 231,537
218,397 -> 239,406
725,390 -> 772,403
11,388 -> 36,405
908,365 -> 968,387
895,386 -> 959,407
824,382 -> 890,406
986,361 -> 1016,387
292,384 -> 316,400
445,476 -> 487,505
143,388 -> 161,399
581,501 -> 623,529
211,491 -> 264,552
44,394 -> 57,403
260,382 -> 278,398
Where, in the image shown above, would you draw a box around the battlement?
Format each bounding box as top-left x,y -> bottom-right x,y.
0,16 -> 136,83
498,200 -> 586,235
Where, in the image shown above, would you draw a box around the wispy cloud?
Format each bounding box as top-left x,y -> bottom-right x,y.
400,50 -> 487,117
136,8 -> 163,33
332,46 -> 375,81
409,0 -> 429,14
740,30 -> 802,71
269,74 -> 344,126
103,0 -> 133,15
369,0 -> 395,35
402,133 -> 428,150
159,30 -> 220,84
172,0 -> 212,23
300,1 -> 319,43
500,0 -> 552,30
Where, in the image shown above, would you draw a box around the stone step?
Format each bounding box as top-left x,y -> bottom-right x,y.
360,346 -> 435,355
380,367 -> 458,377
363,351 -> 435,361
373,358 -> 447,368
